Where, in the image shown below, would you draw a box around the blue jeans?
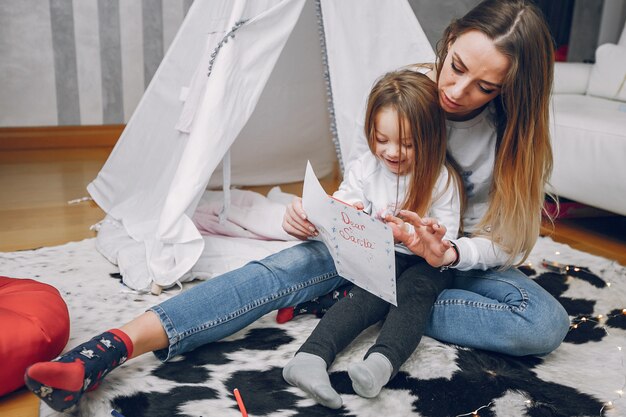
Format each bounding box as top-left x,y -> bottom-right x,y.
150,241 -> 570,361
426,268 -> 570,356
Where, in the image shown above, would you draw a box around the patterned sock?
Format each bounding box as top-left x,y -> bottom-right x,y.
347,352 -> 393,398
276,284 -> 354,323
283,352 -> 342,409
25,329 -> 133,412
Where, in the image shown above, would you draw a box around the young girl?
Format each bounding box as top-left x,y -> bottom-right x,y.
26,1 -> 569,413
282,70 -> 461,409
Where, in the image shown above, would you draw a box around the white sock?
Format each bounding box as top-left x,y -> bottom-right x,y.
347,352 -> 393,398
283,352 -> 342,409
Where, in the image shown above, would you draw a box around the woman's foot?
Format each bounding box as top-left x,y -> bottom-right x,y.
24,329 -> 133,412
347,352 -> 393,398
283,352 -> 342,409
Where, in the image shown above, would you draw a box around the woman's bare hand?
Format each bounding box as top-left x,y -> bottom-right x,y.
386,210 -> 454,267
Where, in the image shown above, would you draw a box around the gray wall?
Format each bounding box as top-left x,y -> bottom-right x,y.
0,0 -> 193,127
2,0 -> 623,128
568,0 -> 605,62
598,0 -> 626,45
408,0 -> 482,49
568,0 -> 626,62
0,0 -> 477,129
413,0 -> 626,64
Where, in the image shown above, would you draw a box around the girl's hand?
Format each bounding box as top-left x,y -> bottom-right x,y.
386,210 -> 455,268
282,197 -> 318,240
352,201 -> 364,211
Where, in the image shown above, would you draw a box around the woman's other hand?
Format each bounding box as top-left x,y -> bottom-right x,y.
386,210 -> 456,268
282,197 -> 318,240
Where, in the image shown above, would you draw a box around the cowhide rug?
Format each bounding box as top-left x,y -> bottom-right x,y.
1,237 -> 625,417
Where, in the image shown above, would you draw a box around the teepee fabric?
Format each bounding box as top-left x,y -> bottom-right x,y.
87,0 -> 435,291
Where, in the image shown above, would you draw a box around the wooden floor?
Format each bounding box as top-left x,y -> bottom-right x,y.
0,147 -> 624,417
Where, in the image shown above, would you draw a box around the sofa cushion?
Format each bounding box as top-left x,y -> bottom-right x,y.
549,95 -> 626,216
587,43 -> 626,102
553,62 -> 592,95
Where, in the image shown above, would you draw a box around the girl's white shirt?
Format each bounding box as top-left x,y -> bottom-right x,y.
333,151 -> 460,255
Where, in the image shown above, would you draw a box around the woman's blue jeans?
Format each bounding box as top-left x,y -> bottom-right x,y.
150,241 -> 570,361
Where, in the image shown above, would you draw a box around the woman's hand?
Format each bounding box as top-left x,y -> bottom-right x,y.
282,197 -> 318,240
386,210 -> 457,268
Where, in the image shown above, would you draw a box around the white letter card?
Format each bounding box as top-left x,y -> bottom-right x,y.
302,161 -> 397,306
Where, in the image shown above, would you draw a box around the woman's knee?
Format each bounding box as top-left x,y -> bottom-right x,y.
524,279 -> 571,355
508,304 -> 570,356
534,302 -> 570,355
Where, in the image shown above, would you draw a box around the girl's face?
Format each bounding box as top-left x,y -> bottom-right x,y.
373,106 -> 414,175
438,30 -> 510,121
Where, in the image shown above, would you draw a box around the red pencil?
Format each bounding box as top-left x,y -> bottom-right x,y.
233,388 -> 248,417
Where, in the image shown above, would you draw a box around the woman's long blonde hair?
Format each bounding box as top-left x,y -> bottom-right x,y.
364,70 -> 462,218
435,0 -> 554,266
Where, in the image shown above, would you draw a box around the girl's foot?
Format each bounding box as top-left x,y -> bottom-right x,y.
283,352 -> 342,409
24,329 -> 133,412
347,352 -> 393,398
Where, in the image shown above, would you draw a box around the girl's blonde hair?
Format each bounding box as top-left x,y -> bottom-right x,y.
435,0 -> 554,266
364,70 -> 463,218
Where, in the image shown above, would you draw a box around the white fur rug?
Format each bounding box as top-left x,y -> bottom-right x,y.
1,237 -> 625,417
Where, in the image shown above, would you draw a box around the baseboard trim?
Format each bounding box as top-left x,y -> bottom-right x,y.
0,125 -> 125,150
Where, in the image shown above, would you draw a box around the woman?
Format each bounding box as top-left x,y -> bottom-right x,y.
26,0 -> 569,412
385,0 -> 565,354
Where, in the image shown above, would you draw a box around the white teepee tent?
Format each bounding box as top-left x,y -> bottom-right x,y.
87,0 -> 435,291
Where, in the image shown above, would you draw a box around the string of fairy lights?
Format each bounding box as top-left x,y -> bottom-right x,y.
452,252 -> 625,417
455,402 -> 493,417
589,306 -> 626,416
554,255 -> 625,416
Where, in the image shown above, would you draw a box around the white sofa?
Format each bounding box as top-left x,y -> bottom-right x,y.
549,27 -> 626,216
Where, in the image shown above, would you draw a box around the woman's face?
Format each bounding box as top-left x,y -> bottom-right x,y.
438,30 -> 510,121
